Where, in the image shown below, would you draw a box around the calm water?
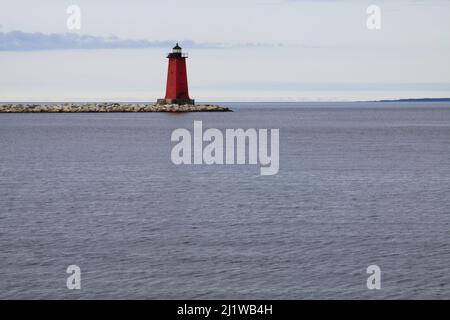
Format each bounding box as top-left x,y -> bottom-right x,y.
0,102 -> 449,299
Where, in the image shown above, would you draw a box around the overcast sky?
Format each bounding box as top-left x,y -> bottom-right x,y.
0,0 -> 449,101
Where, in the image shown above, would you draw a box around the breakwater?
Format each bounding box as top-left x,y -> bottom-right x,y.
0,103 -> 232,113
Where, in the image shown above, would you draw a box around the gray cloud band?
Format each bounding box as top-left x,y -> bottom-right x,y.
0,31 -> 295,51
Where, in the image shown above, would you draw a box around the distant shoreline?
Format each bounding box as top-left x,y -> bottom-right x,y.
370,98 -> 450,103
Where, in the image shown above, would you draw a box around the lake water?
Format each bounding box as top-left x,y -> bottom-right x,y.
0,102 -> 449,299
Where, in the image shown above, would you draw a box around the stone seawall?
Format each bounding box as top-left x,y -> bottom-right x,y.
0,103 -> 232,113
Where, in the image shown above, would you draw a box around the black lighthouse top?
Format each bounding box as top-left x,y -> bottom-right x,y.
167,43 -> 188,58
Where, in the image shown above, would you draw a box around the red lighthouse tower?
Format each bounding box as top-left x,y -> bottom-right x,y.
157,43 -> 195,105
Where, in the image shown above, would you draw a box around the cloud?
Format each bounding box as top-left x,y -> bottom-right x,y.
0,31 -> 294,51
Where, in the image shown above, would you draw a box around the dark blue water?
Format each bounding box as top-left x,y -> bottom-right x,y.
0,102 -> 449,299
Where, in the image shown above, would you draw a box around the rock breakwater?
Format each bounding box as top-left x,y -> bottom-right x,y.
0,103 -> 232,113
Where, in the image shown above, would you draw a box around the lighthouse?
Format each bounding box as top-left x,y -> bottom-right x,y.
157,43 -> 195,105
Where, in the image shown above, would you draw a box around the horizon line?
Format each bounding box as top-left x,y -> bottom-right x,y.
1,98 -> 450,104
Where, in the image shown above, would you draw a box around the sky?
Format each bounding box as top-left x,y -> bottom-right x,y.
0,0 -> 449,102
